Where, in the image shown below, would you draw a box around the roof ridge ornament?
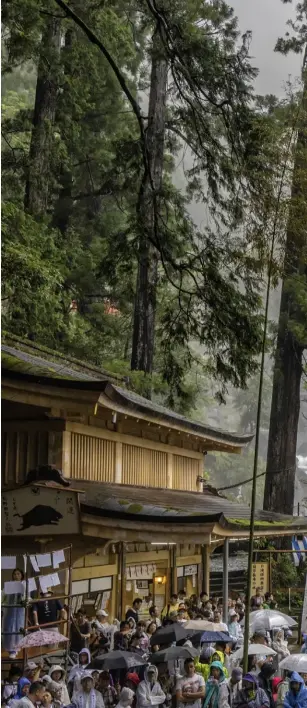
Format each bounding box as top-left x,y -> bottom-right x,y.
25,465 -> 71,488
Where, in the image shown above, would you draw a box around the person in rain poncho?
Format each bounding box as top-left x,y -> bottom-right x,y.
195,647 -> 215,681
284,673 -> 307,708
233,674 -> 269,708
202,652 -> 229,682
257,664 -> 275,708
48,666 -> 70,706
14,682 -> 45,708
228,612 -> 243,647
2,666 -> 23,705
271,630 -> 290,675
227,669 -> 243,706
68,649 -> 92,696
116,689 -> 135,708
9,679 -> 31,708
136,666 -> 165,708
176,659 -> 205,708
276,672 -> 292,708
203,661 -> 230,708
72,673 -> 104,708
301,635 -> 307,654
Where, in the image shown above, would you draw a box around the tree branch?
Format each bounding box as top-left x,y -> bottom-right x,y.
52,0 -> 146,142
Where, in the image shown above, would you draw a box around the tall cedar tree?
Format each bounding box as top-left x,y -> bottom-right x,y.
264,1 -> 307,516
3,0 -> 282,407
52,0 -> 269,401
131,28 -> 167,375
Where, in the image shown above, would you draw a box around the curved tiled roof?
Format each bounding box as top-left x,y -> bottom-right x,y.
2,334 -> 253,447
76,480 -> 307,533
103,383 -> 253,446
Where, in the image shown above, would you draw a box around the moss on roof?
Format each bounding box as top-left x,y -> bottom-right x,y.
2,332 -> 122,382
227,518 -> 295,527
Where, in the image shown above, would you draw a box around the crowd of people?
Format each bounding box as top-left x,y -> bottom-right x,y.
2,588 -> 306,708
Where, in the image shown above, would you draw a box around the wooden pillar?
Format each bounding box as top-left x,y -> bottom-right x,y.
48,429 -> 71,477
222,539 -> 229,623
172,545 -> 177,595
118,542 -> 126,619
152,573 -> 156,606
197,458 -> 204,492
168,545 -> 177,596
201,544 -> 210,596
167,453 -> 173,488
115,441 -> 122,484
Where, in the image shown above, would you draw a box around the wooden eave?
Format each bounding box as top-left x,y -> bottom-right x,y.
2,369 -> 253,452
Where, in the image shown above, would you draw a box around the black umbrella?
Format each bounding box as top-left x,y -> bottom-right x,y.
150,623 -> 188,646
151,645 -> 198,664
88,650 -> 147,670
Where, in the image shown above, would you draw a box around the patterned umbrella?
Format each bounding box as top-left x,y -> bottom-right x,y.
18,630 -> 68,648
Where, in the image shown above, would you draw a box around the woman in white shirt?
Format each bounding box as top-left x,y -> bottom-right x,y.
176,660 -> 205,708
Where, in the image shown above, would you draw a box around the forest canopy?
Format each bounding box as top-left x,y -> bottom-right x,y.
2,0 -> 307,509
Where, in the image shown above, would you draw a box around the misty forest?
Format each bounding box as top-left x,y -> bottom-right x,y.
2,0 -> 307,515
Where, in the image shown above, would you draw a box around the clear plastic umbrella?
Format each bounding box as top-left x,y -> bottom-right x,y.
185,620 -> 227,632
240,610 -> 297,631
279,654 -> 307,672
231,643 -> 277,660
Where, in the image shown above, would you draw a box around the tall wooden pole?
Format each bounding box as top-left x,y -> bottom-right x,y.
222,540 -> 229,624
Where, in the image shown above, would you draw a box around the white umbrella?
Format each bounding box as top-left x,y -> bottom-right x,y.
185,620 -> 227,632
241,610 -> 297,631
232,643 -> 277,659
279,654 -> 307,672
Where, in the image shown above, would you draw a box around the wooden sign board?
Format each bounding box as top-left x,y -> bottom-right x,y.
2,485 -> 80,536
251,562 -> 269,595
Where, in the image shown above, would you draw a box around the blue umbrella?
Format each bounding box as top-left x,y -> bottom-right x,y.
200,631 -> 232,643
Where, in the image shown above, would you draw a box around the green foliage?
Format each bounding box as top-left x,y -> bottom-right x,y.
2,202 -> 67,341
2,0 -> 302,422
271,553 -> 299,589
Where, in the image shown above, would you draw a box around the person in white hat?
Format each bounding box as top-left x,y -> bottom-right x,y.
72,672 -> 104,708
136,666 -> 165,708
115,688 -> 135,708
92,610 -> 115,650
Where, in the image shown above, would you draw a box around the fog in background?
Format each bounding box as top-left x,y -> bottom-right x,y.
174,0 -> 303,224
233,0 -> 301,95
173,1 -> 306,445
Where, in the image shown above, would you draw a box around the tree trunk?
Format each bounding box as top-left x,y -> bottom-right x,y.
24,17 -> 61,217
131,29 -> 168,379
264,315 -> 303,515
264,58 -> 307,517
52,29 -> 74,234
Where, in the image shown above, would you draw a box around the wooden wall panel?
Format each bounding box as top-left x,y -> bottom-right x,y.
122,444 -> 167,487
71,432 -> 115,481
1,430 -> 49,487
173,454 -> 198,491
